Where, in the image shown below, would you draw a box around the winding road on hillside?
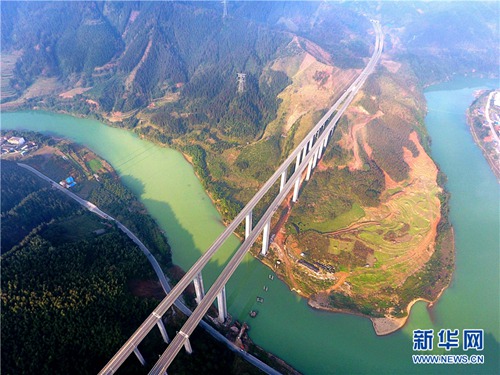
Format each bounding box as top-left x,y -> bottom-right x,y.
17,162 -> 281,375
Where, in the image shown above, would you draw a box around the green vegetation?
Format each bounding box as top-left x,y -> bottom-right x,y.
1,229 -> 159,375
235,137 -> 281,181
1,187 -> 77,253
277,56 -> 449,320
347,2 -> 499,85
182,144 -> 242,221
289,152 -> 384,233
1,159 -> 47,212
365,117 -> 418,182
87,158 -> 103,173
3,0 -> 487,329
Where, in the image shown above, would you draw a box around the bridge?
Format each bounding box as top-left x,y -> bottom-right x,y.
100,20 -> 383,375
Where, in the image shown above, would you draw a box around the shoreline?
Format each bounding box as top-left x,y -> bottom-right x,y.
306,230 -> 455,336
465,97 -> 500,182
307,258 -> 455,337
308,296 -> 435,336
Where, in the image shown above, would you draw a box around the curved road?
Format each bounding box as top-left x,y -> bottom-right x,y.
16,162 -> 280,375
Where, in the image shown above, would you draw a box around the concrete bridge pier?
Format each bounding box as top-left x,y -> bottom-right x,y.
261,220 -> 270,256
217,286 -> 227,323
312,148 -> 319,168
152,312 -> 170,343
193,272 -> 205,304
179,331 -> 193,354
295,152 -> 301,172
133,346 -> 146,366
317,142 -> 323,159
157,318 -> 170,344
292,177 -> 300,202
184,339 -> 193,354
279,170 -> 287,192
301,145 -> 307,161
306,158 -> 313,181
245,211 -> 253,239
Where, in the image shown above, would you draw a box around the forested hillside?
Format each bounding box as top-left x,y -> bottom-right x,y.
346,1 -> 499,85
2,0 -> 497,336
0,161 -> 159,374
1,1 -> 371,132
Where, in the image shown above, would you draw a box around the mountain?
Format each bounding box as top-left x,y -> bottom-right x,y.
1,1 -> 371,134
347,1 -> 499,85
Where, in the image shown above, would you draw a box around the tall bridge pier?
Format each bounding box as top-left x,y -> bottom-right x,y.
261,220 -> 271,256
153,312 -> 171,344
193,272 -> 205,304
217,286 -> 227,323
245,211 -> 253,239
134,347 -> 146,366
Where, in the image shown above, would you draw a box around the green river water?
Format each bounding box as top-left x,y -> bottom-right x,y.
2,77 -> 498,374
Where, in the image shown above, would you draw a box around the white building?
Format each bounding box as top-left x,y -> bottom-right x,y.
7,137 -> 26,146
494,91 -> 500,108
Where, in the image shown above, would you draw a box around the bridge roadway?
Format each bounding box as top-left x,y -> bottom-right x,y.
101,20 -> 383,375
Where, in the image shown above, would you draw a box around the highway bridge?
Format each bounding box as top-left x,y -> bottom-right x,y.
100,20 -> 383,375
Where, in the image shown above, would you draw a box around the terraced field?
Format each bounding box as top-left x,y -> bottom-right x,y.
1,53 -> 20,102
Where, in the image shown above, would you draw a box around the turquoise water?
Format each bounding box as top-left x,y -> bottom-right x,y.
2,77 -> 498,373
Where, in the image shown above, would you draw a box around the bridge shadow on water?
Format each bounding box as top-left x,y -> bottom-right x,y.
119,175 -> 279,323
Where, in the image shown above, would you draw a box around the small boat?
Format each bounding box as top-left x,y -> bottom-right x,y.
268,274 -> 274,280
263,286 -> 268,291
256,296 -> 264,303
249,310 -> 258,318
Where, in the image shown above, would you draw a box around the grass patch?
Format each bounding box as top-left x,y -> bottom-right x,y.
234,136 -> 281,182
87,158 -> 103,173
330,203 -> 365,231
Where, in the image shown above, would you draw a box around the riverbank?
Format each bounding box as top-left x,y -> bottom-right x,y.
308,297 -> 428,336
2,130 -> 298,375
465,90 -> 500,181
310,285 -> 452,337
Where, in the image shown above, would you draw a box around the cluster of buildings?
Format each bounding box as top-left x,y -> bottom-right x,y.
59,176 -> 77,188
1,136 -> 38,156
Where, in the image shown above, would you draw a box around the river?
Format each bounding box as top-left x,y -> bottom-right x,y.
1,77 -> 498,374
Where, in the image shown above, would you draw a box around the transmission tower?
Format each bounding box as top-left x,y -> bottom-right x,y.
222,0 -> 228,19
237,73 -> 246,93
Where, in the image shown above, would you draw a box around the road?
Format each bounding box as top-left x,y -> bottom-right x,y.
17,163 -> 279,375
17,163 -> 173,292
148,20 -> 384,374
484,91 -> 500,145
